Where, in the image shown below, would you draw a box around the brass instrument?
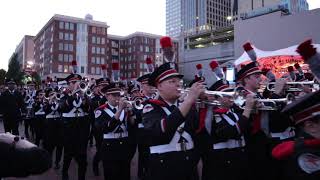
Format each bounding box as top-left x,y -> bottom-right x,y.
178,88 -> 235,97
266,81 -> 315,92
126,98 -> 144,110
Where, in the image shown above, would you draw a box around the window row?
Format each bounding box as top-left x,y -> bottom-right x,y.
58,54 -> 73,62
91,56 -> 106,64
59,21 -> 75,30
91,46 -> 105,54
91,36 -> 106,44
90,67 -> 101,75
59,32 -> 74,41
91,26 -> 106,35
59,43 -> 74,51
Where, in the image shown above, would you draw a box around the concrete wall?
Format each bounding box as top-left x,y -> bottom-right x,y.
180,41 -> 234,83
234,8 -> 320,58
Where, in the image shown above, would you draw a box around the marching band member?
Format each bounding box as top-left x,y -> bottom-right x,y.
142,62 -> 205,180
24,81 -> 36,139
60,61 -> 90,180
272,90 -> 320,180
0,79 -> 24,135
202,79 -> 251,180
235,61 -> 274,180
43,88 -> 63,170
33,89 -> 46,146
94,81 -> 136,180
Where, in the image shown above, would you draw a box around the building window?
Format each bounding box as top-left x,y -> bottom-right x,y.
97,37 -> 101,44
64,65 -> 69,73
101,57 -> 105,64
69,44 -> 73,51
96,47 -> 100,54
140,45 -> 143,52
92,36 -> 96,44
91,67 -> 95,74
69,54 -> 73,61
70,34 -> 74,41
64,44 -> 68,51
70,23 -> 74,30
59,43 -> 63,50
101,38 -> 105,44
81,66 -> 84,73
145,46 -> 149,52
58,65 -> 63,72
64,33 -> 69,40
96,57 -> 100,64
59,32 -> 63,40
101,48 -> 105,54
65,22 -> 70,30
92,46 -> 96,54
92,27 -> 96,33
91,57 -> 95,64
59,21 -> 64,29
64,54 -> 69,62
58,54 -> 63,61
96,67 -> 100,74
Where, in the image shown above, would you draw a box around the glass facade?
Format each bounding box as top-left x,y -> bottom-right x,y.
281,0 -> 309,14
166,0 -> 182,37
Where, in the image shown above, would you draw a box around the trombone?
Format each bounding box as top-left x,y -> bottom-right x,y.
265,81 -> 315,92
179,88 -> 235,97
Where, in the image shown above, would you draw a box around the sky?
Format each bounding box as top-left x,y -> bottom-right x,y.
0,0 -> 319,71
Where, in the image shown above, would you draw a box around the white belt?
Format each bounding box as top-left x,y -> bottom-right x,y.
150,142 -> 194,154
35,112 -> 45,115
138,123 -> 144,128
62,112 -> 86,117
103,132 -> 128,139
270,127 -> 295,140
46,114 -> 61,119
213,138 -> 246,150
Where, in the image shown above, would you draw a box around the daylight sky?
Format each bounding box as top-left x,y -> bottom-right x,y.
0,0 -> 319,70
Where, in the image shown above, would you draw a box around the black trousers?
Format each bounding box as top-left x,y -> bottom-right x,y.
34,115 -> 46,146
147,149 -> 200,180
101,138 -> 133,180
206,148 -> 250,180
62,116 -> 90,180
3,117 -> 19,135
44,118 -> 64,165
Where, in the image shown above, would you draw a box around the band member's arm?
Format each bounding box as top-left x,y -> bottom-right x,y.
214,113 -> 246,139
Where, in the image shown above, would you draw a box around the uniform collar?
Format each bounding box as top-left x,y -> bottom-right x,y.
107,103 -> 118,110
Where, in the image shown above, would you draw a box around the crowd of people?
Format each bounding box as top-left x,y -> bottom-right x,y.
0,37 -> 319,180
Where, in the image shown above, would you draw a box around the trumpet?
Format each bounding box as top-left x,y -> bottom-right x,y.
126,98 -> 144,110
178,88 -> 235,97
265,81 -> 315,92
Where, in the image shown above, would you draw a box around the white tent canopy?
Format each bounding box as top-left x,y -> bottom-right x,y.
234,44 -> 320,65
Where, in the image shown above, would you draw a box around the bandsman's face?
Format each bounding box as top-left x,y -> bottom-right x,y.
106,93 -> 121,106
69,81 -> 80,90
245,73 -> 262,90
158,77 -> 182,100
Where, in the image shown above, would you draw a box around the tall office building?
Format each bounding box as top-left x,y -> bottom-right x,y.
166,0 -> 182,38
181,0 -> 233,36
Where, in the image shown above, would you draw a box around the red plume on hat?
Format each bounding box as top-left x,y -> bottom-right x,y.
112,62 -> 120,82
71,60 -> 78,73
210,60 -> 224,79
101,64 -> 108,78
243,42 -> 257,62
296,39 -> 320,80
145,57 -> 154,73
196,64 -> 203,79
160,36 -> 173,48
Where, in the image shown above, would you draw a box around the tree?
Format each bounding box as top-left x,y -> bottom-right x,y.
31,71 -> 41,86
0,69 -> 6,85
6,53 -> 24,84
